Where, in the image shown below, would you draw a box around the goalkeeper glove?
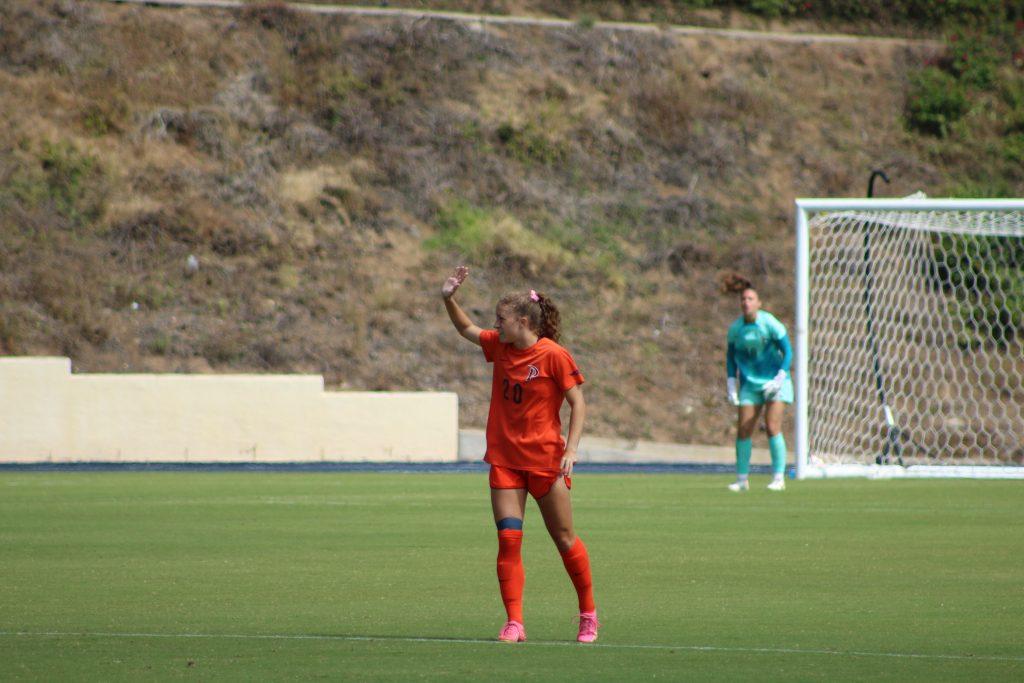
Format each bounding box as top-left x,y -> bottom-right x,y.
762,370 -> 787,399
726,377 -> 739,406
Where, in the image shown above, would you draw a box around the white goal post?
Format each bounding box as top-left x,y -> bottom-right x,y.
794,198 -> 1024,479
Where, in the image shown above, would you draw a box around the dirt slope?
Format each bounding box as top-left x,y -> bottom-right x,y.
1,1 -> 1013,445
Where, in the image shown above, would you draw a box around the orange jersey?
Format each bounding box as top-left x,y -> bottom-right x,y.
479,329 -> 585,472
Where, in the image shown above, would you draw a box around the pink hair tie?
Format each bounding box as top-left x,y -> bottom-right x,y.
529,289 -> 540,302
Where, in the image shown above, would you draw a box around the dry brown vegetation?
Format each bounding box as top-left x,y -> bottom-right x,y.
1,1 -> 1020,445
235,0 -> 953,39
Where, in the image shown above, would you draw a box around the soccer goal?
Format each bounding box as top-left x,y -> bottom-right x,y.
794,197 -> 1024,479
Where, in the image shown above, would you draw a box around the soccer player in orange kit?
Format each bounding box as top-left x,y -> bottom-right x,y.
442,265 -> 599,644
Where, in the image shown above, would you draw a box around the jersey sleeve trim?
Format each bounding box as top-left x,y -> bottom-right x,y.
550,345 -> 584,392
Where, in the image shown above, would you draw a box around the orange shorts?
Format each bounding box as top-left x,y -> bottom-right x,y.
489,464 -> 571,500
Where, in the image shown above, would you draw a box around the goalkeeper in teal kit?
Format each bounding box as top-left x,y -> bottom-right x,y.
725,279 -> 793,491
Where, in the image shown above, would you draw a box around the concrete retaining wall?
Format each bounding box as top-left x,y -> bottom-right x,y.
0,357 -> 458,462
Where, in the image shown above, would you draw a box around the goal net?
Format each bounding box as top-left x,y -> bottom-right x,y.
794,198 -> 1024,479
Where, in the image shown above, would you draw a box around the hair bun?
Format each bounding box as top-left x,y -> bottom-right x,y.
720,273 -> 753,294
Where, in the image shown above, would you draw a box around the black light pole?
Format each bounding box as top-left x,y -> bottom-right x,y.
863,169 -> 903,465
867,169 -> 890,198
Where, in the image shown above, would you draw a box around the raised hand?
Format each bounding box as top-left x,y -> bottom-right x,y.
442,265 -> 469,299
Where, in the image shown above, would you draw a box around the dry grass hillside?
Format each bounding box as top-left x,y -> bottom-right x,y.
235,0 -> 963,38
1,1 -> 1021,445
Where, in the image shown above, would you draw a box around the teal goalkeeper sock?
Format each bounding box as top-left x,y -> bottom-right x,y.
769,433 -> 787,476
735,438 -> 752,477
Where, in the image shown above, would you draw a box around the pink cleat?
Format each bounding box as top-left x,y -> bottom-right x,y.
498,620 -> 526,643
576,611 -> 600,643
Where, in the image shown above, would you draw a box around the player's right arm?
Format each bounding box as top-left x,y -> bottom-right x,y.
725,327 -> 739,405
442,266 -> 484,346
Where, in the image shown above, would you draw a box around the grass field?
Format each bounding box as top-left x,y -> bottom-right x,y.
1,471 -> 1022,681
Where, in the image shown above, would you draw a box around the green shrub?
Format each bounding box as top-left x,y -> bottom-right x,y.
495,122 -> 569,167
424,199 -> 568,272
8,141 -> 108,225
425,200 -> 494,257
745,0 -> 799,18
1004,133 -> 1024,164
946,177 -> 1017,199
905,67 -> 968,137
523,1 -> 1012,28
1000,76 -> 1024,133
733,0 -> 1004,25
947,29 -> 1000,90
316,64 -> 368,126
146,333 -> 172,356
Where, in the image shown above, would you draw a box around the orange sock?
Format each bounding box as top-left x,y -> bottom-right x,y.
496,529 -> 525,623
560,536 -> 596,613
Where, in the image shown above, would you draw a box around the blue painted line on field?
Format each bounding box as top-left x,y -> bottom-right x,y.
0,461 -> 771,474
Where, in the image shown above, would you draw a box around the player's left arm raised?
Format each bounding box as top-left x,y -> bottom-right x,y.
560,385 -> 586,477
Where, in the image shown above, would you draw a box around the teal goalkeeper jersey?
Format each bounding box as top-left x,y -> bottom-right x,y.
726,311 -> 792,384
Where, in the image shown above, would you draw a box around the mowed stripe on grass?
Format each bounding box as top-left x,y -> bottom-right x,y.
1,472 -> 1021,680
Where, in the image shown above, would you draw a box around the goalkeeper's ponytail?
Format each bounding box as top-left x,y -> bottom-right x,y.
721,273 -> 754,295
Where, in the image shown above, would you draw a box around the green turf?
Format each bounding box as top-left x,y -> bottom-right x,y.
0,472 -> 1021,681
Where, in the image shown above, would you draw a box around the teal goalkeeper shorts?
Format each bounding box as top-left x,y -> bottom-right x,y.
738,376 -> 794,406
